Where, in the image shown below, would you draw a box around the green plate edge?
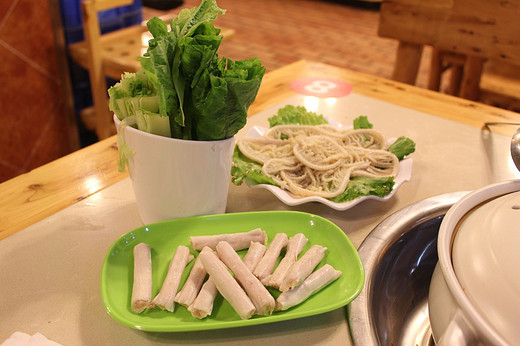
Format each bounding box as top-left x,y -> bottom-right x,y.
100,210 -> 365,332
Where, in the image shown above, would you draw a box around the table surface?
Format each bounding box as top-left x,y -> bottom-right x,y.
1,60 -> 519,345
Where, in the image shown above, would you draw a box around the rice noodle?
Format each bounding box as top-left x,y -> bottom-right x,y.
237,124 -> 399,198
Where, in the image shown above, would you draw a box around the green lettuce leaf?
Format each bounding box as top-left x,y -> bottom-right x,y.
108,70 -> 157,120
174,22 -> 224,138
115,117 -> 137,172
133,0 -> 264,140
353,115 -> 373,129
231,146 -> 277,186
135,109 -> 171,137
268,105 -> 328,127
329,176 -> 395,203
388,136 -> 416,160
173,0 -> 226,38
138,31 -> 182,137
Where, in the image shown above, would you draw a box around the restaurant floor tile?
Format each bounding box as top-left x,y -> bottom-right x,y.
142,0 -> 436,89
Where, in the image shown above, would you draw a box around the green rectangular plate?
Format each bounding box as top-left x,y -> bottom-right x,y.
100,211 -> 365,331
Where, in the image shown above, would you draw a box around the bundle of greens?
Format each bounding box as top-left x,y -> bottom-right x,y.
231,106 -> 416,203
108,0 -> 265,143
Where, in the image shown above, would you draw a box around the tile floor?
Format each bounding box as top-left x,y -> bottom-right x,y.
143,0 -> 433,87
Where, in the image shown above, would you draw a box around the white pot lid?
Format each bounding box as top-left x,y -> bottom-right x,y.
452,189 -> 520,343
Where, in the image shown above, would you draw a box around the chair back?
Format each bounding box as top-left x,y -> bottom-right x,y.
378,0 -> 520,100
81,0 -> 133,140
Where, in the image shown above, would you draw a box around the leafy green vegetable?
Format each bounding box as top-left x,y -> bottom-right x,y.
353,115 -> 373,129
135,109 -> 171,137
231,146 -> 277,186
109,0 -> 264,142
139,28 -> 180,136
135,0 -> 265,140
329,176 -> 395,203
191,57 -> 265,140
388,136 -> 416,160
268,105 -> 328,127
109,0 -> 266,172
352,115 -> 415,159
115,117 -> 137,172
108,70 -> 158,120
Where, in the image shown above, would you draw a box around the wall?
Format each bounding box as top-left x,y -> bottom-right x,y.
0,0 -> 78,183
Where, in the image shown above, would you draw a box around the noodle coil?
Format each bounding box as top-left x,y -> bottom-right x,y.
237,125 -> 400,198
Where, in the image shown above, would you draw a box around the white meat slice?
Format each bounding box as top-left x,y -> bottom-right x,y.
151,245 -> 193,312
188,242 -> 266,319
275,264 -> 342,311
253,233 -> 289,282
175,247 -> 210,307
198,247 -> 256,320
216,241 -> 275,315
188,278 -> 218,319
267,233 -> 308,289
190,228 -> 267,251
131,243 -> 152,314
279,244 -> 327,292
242,241 -> 267,272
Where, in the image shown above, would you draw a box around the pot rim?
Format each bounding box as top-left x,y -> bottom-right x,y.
348,191 -> 468,345
437,179 -> 520,345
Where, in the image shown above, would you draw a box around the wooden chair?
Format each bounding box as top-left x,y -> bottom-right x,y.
378,0 -> 520,103
48,0 -> 81,150
69,1 -> 236,139
79,0 -> 133,140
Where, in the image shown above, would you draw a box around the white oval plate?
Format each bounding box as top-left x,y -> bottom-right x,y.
243,122 -> 413,211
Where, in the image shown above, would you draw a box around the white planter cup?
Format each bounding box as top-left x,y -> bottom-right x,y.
114,115 -> 235,224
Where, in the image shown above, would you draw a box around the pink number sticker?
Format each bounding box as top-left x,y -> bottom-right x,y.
290,77 -> 352,98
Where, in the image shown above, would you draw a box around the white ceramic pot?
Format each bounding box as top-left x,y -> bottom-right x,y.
114,115 -> 235,224
429,180 -> 520,346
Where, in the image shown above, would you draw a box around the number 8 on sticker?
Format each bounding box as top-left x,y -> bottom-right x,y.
290,77 -> 352,98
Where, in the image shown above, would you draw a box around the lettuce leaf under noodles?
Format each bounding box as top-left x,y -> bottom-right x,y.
268,105 -> 328,127
231,146 -> 277,186
329,176 -> 395,203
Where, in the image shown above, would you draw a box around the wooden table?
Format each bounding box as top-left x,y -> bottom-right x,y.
1,60 -> 519,345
